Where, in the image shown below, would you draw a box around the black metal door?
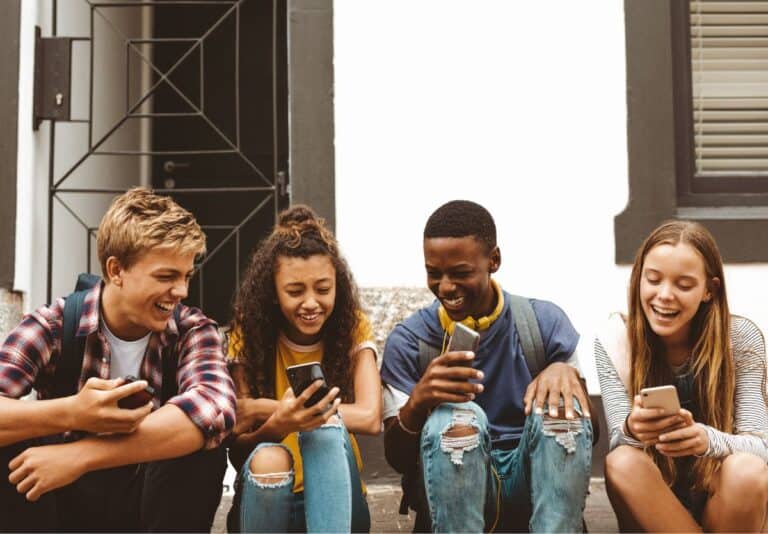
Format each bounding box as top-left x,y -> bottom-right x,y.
43,0 -> 288,324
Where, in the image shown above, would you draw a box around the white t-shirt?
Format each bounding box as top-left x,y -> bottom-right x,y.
102,319 -> 151,379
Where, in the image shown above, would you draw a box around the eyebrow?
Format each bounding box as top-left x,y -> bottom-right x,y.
644,268 -> 698,281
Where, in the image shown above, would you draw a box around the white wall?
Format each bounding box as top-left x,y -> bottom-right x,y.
333,1 -> 768,391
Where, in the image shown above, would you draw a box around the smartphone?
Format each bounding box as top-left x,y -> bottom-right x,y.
446,322 -> 480,367
285,362 -> 332,408
640,385 -> 681,415
118,375 -> 155,409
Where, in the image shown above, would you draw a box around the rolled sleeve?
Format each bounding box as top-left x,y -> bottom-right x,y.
167,322 -> 236,449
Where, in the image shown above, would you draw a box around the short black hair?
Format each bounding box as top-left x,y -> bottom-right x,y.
423,200 -> 497,250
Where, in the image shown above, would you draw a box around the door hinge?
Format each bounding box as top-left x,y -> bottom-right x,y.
33,26 -> 72,130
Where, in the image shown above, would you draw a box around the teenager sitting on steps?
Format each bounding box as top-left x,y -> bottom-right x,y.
0,187 -> 236,532
380,200 -> 592,532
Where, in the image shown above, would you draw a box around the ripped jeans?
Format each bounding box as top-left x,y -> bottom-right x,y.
229,422 -> 370,532
421,401 -> 591,532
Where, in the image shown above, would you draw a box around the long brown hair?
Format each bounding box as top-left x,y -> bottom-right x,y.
231,205 -> 360,400
627,220 -> 733,490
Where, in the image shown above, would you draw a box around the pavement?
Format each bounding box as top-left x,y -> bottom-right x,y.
212,478 -> 617,533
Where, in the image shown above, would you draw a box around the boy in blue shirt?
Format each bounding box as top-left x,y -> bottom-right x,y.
381,200 -> 592,532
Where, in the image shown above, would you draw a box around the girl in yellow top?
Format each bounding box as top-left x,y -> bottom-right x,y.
226,205 -> 381,533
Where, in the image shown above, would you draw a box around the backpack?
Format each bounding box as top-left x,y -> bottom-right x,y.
52,273 -> 180,403
399,295 -> 598,520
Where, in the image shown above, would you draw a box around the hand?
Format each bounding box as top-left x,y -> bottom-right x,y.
67,377 -> 153,434
655,409 -> 708,457
270,381 -> 341,434
626,395 -> 688,446
233,398 -> 260,435
8,442 -> 88,501
409,351 -> 484,414
523,362 -> 590,419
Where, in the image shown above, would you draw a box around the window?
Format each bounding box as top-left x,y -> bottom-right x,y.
616,0 -> 768,262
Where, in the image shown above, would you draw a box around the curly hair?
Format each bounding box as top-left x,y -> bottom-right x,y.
232,205 -> 361,401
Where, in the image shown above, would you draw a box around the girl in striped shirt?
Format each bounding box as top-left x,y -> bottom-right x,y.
595,220 -> 768,531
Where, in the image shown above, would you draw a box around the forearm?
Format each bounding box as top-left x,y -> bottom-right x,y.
77,404 -> 204,472
701,425 -> 768,461
338,402 -> 382,435
0,396 -> 74,446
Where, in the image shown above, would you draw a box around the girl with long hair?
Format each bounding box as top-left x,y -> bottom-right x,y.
595,220 -> 768,531
226,205 -> 381,532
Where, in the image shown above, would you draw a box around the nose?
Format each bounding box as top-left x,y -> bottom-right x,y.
438,276 -> 457,296
658,281 -> 674,301
171,280 -> 188,300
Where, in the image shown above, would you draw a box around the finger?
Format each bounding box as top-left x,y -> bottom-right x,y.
436,350 -> 475,367
679,409 -> 695,426
15,473 -> 35,495
534,380 -> 549,415
656,436 -> 699,455
429,379 -> 482,399
8,451 -> 25,472
523,380 -> 536,415
431,365 -> 483,382
561,385 -> 575,419
303,385 -> 340,413
658,426 -> 697,444
296,380 -> 326,405
546,384 -> 561,418
26,483 -> 42,502
282,387 -> 296,400
107,380 -> 151,402
633,406 -> 672,422
84,377 -> 122,391
573,384 -> 591,419
8,463 -> 29,485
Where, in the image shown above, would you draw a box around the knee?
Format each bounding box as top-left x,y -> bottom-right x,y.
248,445 -> 293,485
423,403 -> 488,466
605,446 -> 656,488
716,453 -> 768,501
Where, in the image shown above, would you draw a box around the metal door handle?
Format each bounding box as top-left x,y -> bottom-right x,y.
163,160 -> 191,173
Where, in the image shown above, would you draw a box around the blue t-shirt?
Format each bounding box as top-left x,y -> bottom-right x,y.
380,290 -> 579,445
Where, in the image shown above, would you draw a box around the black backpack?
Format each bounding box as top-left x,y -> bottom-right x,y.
52,273 -> 180,403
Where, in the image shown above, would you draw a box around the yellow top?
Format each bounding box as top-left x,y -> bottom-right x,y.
228,315 -> 376,493
438,278 -> 505,334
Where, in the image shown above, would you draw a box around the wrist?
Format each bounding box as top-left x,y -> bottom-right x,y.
624,413 -> 637,439
400,399 -> 428,432
61,395 -> 78,431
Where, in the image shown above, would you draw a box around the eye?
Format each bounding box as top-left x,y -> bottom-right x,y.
286,290 -> 303,298
644,276 -> 660,285
426,270 -> 440,279
316,287 -> 331,295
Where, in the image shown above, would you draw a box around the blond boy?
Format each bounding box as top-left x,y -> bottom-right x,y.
0,188 -> 236,531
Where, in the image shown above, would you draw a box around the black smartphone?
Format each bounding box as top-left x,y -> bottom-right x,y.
118,375 -> 156,409
446,322 -> 480,366
285,362 -> 332,408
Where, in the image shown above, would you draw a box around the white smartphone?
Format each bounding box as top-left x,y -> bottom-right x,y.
446,322 -> 480,368
640,385 -> 681,415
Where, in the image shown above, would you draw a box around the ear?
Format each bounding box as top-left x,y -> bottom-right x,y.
488,246 -> 501,274
703,276 -> 721,303
105,256 -> 125,287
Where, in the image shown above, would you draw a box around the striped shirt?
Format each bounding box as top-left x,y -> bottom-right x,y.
0,282 -> 236,448
594,315 -> 768,460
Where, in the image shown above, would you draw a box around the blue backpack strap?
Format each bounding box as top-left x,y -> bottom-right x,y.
416,339 -> 440,375
508,295 -> 546,378
160,305 -> 182,403
53,273 -> 102,399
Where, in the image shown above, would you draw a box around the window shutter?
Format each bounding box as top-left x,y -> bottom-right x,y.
690,0 -> 768,175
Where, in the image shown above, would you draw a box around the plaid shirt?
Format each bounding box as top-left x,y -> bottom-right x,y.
0,283 -> 236,448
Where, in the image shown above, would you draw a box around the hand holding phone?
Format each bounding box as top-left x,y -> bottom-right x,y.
286,363 -> 333,408
117,375 -> 155,409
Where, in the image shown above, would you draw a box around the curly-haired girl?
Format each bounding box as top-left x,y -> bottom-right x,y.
595,220 -> 768,531
226,205 -> 381,533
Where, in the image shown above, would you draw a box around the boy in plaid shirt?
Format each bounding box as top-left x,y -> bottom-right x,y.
0,188 -> 236,532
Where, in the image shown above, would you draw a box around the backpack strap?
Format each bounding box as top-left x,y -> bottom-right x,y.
416,339 -> 441,375
160,305 -> 182,403
508,294 -> 546,378
53,273 -> 103,398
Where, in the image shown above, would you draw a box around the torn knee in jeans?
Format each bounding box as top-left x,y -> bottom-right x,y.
541,415 -> 584,454
321,415 -> 343,428
248,445 -> 293,487
440,408 -> 480,466
249,471 -> 293,488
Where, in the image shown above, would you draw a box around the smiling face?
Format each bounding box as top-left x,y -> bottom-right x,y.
640,242 -> 713,349
274,254 -> 336,345
103,247 -> 195,340
423,236 -> 500,322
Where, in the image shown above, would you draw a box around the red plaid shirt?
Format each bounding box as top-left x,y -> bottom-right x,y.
0,283 -> 236,448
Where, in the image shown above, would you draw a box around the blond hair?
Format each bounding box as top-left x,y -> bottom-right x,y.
96,187 -> 206,275
627,220 -> 733,491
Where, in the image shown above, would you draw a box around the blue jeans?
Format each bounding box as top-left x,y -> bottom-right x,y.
230,422 -> 370,532
420,402 -> 592,532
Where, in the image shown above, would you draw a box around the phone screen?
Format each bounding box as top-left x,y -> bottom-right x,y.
286,363 -> 331,408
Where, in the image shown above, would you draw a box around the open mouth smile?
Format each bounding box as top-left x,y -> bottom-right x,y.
651,305 -> 680,320
441,296 -> 465,311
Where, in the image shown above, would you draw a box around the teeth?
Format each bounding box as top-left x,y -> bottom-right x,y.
300,313 -> 319,321
444,297 -> 464,307
155,303 -> 173,312
652,305 -> 678,317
